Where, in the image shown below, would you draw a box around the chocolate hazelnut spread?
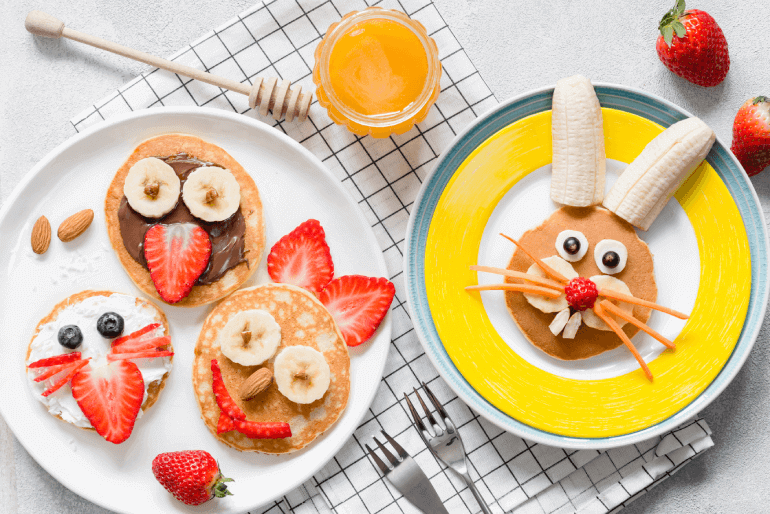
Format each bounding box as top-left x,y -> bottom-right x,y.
118,154 -> 246,285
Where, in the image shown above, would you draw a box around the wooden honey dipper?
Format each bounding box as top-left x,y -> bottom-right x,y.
25,10 -> 312,122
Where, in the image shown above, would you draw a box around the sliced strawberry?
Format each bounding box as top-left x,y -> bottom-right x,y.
144,223 -> 212,303
267,219 -> 334,293
210,360 -> 245,421
42,359 -> 90,397
234,419 -> 291,439
111,336 -> 171,354
107,350 -> 174,362
112,323 -> 161,346
70,360 -> 145,444
320,275 -> 395,347
216,412 -> 235,434
28,352 -> 81,368
34,359 -> 82,382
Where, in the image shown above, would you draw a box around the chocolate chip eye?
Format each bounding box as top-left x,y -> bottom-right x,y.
594,240 -> 627,274
555,230 -> 588,262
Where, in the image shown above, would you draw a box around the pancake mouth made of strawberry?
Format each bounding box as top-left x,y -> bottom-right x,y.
105,134 -> 265,307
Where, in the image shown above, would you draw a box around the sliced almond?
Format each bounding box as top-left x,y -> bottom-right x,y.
238,367 -> 273,401
57,209 -> 94,242
31,216 -> 51,254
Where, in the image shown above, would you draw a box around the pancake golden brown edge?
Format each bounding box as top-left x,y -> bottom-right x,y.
506,206 -> 658,360
192,283 -> 350,453
104,134 -> 265,307
25,290 -> 172,431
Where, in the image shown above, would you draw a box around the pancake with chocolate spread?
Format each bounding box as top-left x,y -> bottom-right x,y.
192,284 -> 350,453
105,134 -> 265,307
506,206 -> 658,360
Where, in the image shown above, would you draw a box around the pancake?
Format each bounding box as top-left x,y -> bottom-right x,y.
104,134 -> 265,307
192,283 -> 350,453
25,290 -> 173,431
506,206 -> 658,360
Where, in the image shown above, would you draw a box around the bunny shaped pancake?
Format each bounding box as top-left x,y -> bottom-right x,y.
469,76 -> 715,380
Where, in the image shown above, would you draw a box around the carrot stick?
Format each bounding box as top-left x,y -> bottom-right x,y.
465,283 -> 562,298
598,289 -> 689,320
469,265 -> 565,291
499,234 -> 569,284
594,303 -> 653,381
600,300 -> 675,350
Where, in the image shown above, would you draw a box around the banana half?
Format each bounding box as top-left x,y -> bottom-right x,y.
603,117 -> 715,230
550,75 -> 606,207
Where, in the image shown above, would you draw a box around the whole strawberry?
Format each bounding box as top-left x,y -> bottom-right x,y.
152,450 -> 233,506
732,97 -> 770,176
656,0 -> 729,87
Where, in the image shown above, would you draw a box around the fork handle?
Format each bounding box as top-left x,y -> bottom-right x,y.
462,474 -> 493,514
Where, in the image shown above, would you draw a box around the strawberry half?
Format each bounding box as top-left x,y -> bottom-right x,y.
144,223 -> 212,303
320,275 -> 395,347
71,360 -> 145,444
267,219 -> 334,293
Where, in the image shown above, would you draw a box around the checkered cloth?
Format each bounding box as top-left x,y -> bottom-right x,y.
70,1 -> 714,512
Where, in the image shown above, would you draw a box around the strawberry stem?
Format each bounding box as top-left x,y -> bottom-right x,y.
212,470 -> 234,498
754,96 -> 768,105
659,0 -> 687,46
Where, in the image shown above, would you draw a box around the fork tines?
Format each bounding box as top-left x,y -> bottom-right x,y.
404,381 -> 452,436
365,430 -> 408,474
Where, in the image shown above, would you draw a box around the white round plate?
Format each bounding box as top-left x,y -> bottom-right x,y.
0,107 -> 390,513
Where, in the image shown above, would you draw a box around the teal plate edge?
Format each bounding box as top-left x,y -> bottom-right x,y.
404,83 -> 770,449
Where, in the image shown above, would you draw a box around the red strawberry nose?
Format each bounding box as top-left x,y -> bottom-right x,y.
565,277 -> 598,311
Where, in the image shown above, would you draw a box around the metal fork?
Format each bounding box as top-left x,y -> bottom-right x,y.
405,382 -> 493,514
366,430 -> 449,514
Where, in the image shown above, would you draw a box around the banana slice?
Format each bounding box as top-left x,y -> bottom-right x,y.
219,310 -> 281,366
123,157 -> 180,218
551,75 -> 606,207
523,256 -> 578,313
563,311 -> 582,339
182,167 -> 241,222
273,346 -> 331,404
603,117 -> 715,230
549,308 -> 570,336
582,275 -> 634,331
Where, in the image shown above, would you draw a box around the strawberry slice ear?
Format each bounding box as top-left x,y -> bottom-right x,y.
267,219 -> 334,293
320,275 -> 395,347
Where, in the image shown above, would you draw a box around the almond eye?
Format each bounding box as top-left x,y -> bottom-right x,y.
555,230 -> 588,262
594,239 -> 627,274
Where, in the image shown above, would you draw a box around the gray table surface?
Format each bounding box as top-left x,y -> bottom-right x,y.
2,0 -> 769,512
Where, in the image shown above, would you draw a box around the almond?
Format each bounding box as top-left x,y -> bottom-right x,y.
31,216 -> 51,254
57,209 -> 94,242
239,367 -> 273,401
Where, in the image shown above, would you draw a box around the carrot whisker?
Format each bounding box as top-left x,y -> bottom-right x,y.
499,233 -> 570,284
599,300 -> 675,350
465,283 -> 562,299
469,265 -> 565,291
598,289 -> 689,320
594,303 -> 653,382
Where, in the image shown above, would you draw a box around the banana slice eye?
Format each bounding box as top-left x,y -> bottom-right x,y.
594,239 -> 628,274
555,230 -> 589,262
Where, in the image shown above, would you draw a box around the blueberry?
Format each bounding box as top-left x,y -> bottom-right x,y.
563,237 -> 580,255
602,251 -> 620,268
97,312 -> 124,338
58,325 -> 83,349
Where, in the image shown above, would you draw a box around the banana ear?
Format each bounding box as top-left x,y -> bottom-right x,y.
603,117 -> 715,230
551,75 -> 606,207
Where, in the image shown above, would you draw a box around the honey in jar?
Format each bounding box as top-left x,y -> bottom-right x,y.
314,7 -> 442,138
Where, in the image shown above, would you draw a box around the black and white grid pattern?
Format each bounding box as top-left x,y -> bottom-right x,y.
71,1 -> 714,512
